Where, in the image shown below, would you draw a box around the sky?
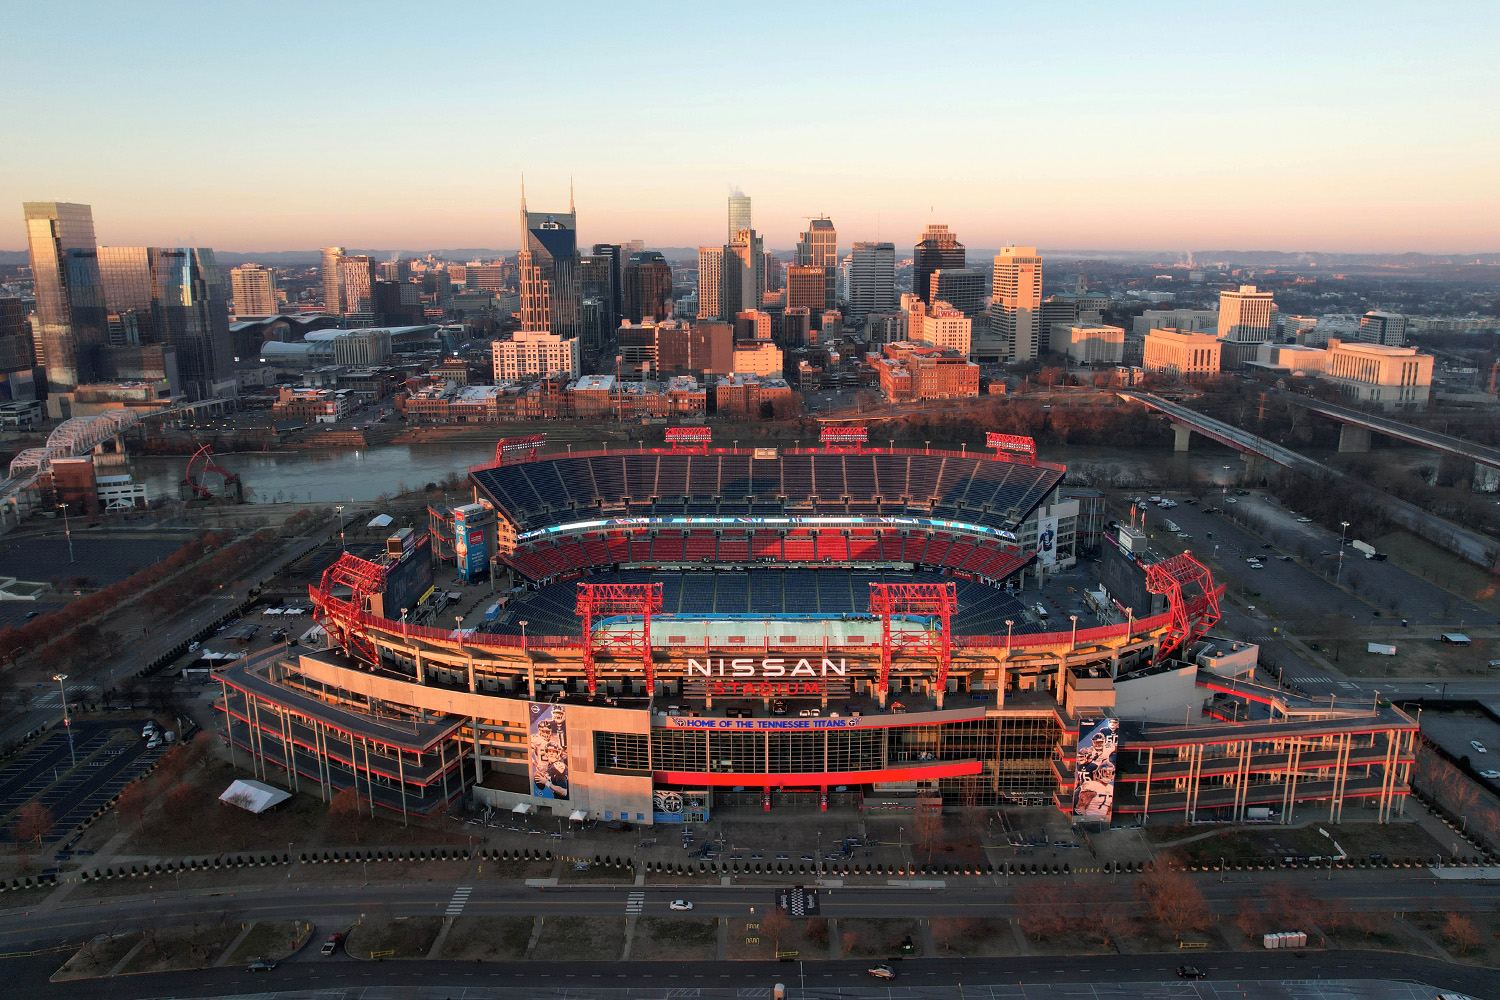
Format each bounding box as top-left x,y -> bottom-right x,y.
2,1 -> 1498,255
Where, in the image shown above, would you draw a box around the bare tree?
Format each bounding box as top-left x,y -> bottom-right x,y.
913,807 -> 944,864
12,802 -> 54,845
1134,863 -> 1209,940
1442,912 -> 1482,955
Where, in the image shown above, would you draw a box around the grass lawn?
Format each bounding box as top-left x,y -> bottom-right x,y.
1377,531 -> 1500,617
726,916 -> 829,960
931,917 -> 1019,957
531,916 -> 626,961
1331,633 -> 1498,679
227,921 -> 309,965
120,920 -> 244,974
52,932 -> 143,981
835,918 -> 921,959
1154,821 -> 1445,867
438,916 -> 535,960
346,915 -> 443,960
630,917 -> 720,960
557,863 -> 636,884
1409,910 -> 1500,968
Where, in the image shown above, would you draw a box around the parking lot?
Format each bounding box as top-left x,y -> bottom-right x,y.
1418,708 -> 1500,788
0,720 -> 165,843
0,534 -> 189,589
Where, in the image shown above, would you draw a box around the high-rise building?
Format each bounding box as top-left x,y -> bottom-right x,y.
579,252 -> 618,347
230,264 -> 277,316
0,297 -> 37,400
23,201 -> 108,392
338,255 -> 377,324
320,247 -> 345,314
917,301 -> 972,356
735,310 -> 772,342
847,242 -> 895,321
98,246 -> 233,399
763,252 -> 783,292
913,224 -> 964,306
986,247 -> 1043,362
797,217 -> 837,311
786,265 -> 827,329
591,243 -> 624,320
928,267 -> 986,321
728,192 -> 752,243
491,330 -> 580,381
696,246 -> 725,321
519,189 -> 581,339
724,229 -> 764,319
1359,311 -> 1407,347
1216,285 -> 1275,342
623,251 -> 673,323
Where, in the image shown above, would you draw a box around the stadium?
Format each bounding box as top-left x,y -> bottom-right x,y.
216,427 -> 1418,829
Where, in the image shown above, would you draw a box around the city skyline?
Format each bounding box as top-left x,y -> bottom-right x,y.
2,2 -> 1497,254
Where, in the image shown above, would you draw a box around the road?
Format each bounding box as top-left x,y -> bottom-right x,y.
1120,392 -> 1500,571
1272,388 -> 1500,472
4,875 -> 1498,951
2,950 -> 1495,1000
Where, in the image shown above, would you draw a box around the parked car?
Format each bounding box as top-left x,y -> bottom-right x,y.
867,964 -> 897,980
320,933 -> 343,955
1478,770 -> 1500,779
669,899 -> 693,910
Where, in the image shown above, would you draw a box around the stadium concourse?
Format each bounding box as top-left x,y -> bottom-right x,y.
213,429 -> 1419,831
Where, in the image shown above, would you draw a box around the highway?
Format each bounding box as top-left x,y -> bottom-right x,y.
1273,389 -> 1500,471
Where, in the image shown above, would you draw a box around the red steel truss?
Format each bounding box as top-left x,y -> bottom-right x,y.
494,433 -> 547,466
664,426 -> 711,454
868,582 -> 956,708
986,432 -> 1037,463
820,425 -> 868,453
575,582 -> 664,697
316,552 -> 388,663
1144,552 -> 1222,665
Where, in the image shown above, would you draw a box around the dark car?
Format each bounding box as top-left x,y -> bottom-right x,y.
247,958 -> 277,971
867,964 -> 896,980
1176,965 -> 1206,979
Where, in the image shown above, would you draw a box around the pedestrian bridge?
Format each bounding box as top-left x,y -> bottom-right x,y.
7,410 -> 143,479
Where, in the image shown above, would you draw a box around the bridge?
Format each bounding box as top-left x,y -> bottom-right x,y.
1270,388 -> 1500,473
1118,391 -> 1500,571
7,410 -> 143,480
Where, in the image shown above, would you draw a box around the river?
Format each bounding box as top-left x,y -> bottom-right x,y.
120,440 -> 1266,505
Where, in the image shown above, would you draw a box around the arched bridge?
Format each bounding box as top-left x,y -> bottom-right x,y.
7,410 -> 143,479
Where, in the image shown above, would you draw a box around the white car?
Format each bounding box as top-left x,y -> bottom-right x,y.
1472,741 -> 1488,754
669,899 -> 693,910
1479,770 -> 1500,779
1251,563 -> 1264,570
1225,497 -> 1238,504
1296,517 -> 1313,523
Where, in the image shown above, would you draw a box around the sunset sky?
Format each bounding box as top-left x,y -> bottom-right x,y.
3,0 -> 1497,254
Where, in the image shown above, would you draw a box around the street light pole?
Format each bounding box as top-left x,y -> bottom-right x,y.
1069,614 -> 1078,650
57,504 -> 75,563
54,673 -> 76,769
1335,520 -> 1350,585
336,504 -> 346,552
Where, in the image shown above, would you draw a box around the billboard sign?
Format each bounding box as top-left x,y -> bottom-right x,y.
1036,515 -> 1059,567
453,506 -> 488,581
528,702 -> 569,799
1072,717 -> 1118,822
986,432 -> 1036,460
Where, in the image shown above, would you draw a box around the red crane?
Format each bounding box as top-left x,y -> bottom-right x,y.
1144,552 -> 1222,665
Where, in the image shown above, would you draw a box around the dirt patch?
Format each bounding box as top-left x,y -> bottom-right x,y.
227,921 -> 310,965
1332,633 -> 1498,679
1377,531 -> 1500,618
630,916 -> 719,960
531,916 -> 626,961
438,916 -> 535,960
931,917 -> 1019,957
1155,821 -> 1445,867
119,919 -> 245,974
346,915 -> 443,960
835,917 -> 921,959
52,932 -> 143,981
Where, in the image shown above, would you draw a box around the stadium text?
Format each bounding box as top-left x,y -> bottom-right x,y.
686,657 -> 850,678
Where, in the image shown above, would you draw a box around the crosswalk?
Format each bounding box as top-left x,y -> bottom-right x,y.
445,885 -> 472,917
625,891 -> 645,914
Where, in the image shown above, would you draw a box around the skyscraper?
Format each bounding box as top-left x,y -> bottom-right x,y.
338,255 -> 377,324
591,243 -> 624,321
928,268 -> 988,320
697,246 -> 725,321
23,201 -> 108,392
519,188 -> 581,339
579,252 -> 618,347
786,265 -> 826,329
0,297 -> 37,400
797,217 -> 837,312
985,247 -> 1043,363
728,192 -> 752,243
847,242 -> 895,321
230,264 -> 277,316
623,251 -> 673,323
724,229 -> 765,320
913,224 -> 965,306
320,246 -> 345,314
98,246 -> 233,399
